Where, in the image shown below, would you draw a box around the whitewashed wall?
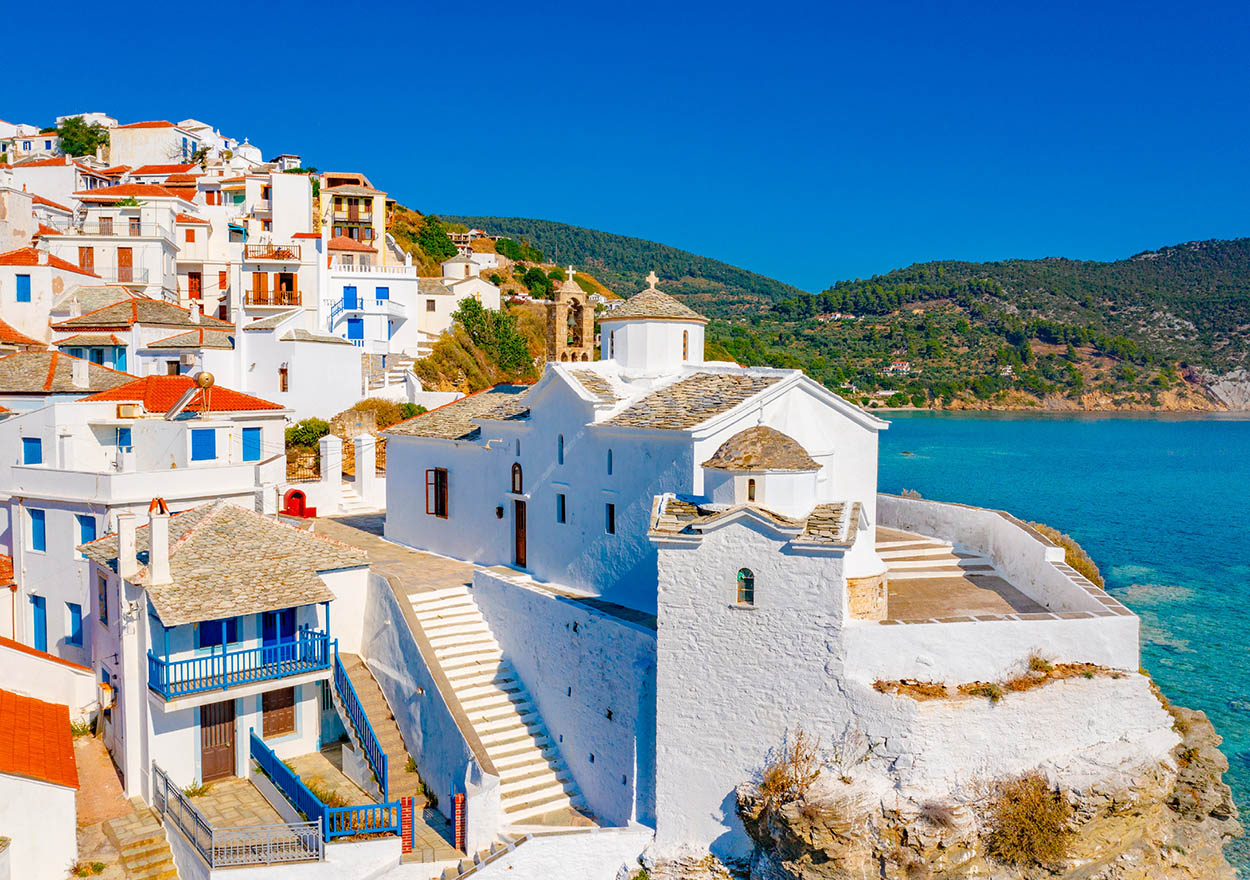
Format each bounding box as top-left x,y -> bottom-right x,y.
0,776 -> 76,880
0,640 -> 96,720
464,827 -> 653,880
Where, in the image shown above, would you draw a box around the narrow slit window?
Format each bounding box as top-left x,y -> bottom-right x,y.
747,478 -> 756,501
557,434 -> 564,465
605,503 -> 616,535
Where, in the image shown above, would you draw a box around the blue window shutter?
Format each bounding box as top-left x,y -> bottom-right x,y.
191,428 -> 216,461
116,427 -> 132,448
67,603 -> 83,647
16,274 -> 31,302
31,596 -> 46,652
77,514 -> 97,546
242,427 -> 261,462
29,509 -> 45,552
115,347 -> 127,371
22,437 -> 42,465
375,286 -> 389,300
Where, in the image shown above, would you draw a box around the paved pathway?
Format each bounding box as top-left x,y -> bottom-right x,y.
313,514 -> 474,596
190,777 -> 284,828
74,735 -> 132,880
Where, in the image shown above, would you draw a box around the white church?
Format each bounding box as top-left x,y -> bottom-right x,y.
381,273 -> 1159,870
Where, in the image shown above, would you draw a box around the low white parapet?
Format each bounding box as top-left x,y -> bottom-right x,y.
0,638 -> 97,721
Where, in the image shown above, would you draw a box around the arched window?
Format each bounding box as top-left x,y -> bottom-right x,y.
682,330 -> 688,360
736,568 -> 755,606
557,434 -> 564,465
747,478 -> 756,502
511,463 -> 523,493
607,449 -> 613,475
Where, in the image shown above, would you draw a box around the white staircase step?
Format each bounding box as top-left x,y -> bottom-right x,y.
435,637 -> 501,660
501,778 -> 575,808
413,592 -> 475,611
440,650 -> 504,672
878,546 -> 957,560
424,622 -> 494,642
491,745 -> 559,770
886,556 -> 978,570
504,792 -> 575,822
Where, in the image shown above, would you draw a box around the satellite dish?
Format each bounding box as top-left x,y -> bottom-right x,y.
195,371 -> 215,389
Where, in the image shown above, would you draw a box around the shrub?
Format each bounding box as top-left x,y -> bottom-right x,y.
304,776 -> 349,808
183,781 -> 212,797
983,773 -> 1073,866
70,718 -> 93,737
1028,654 -> 1054,674
350,397 -> 405,430
286,417 -> 330,449
400,403 -> 426,420
1027,521 -> 1104,586
758,728 -> 822,810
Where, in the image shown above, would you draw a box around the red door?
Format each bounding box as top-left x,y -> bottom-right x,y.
117,247 -> 133,283
200,700 -> 236,781
188,272 -> 202,300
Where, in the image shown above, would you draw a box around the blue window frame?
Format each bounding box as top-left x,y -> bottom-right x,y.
346,318 -> 363,340
21,437 -> 42,464
196,617 -> 240,649
16,274 -> 31,303
31,596 -> 46,652
343,285 -> 359,310
116,427 -> 132,449
67,603 -> 83,647
375,286 -> 389,301
28,508 -> 46,551
77,514 -> 97,547
262,608 -> 296,646
242,427 -> 261,462
190,428 -> 216,461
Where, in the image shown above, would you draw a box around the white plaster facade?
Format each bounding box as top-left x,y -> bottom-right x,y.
0,772 -> 77,880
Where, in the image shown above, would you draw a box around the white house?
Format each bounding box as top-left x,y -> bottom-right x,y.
3,157 -> 113,210
82,499 -> 368,801
0,688 -> 78,880
0,245 -> 102,344
106,121 -> 203,168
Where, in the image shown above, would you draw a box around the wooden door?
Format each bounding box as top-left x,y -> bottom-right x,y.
200,700 -> 236,781
514,500 -> 527,568
78,247 -> 94,273
188,272 -> 202,300
261,687 -> 295,738
117,248 -> 133,283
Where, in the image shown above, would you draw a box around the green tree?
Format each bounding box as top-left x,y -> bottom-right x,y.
523,267 -> 553,297
285,418 -> 330,448
57,116 -> 109,157
452,298 -> 532,373
417,216 -> 458,262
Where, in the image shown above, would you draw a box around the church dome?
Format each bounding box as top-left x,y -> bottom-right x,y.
601,272 -> 707,324
702,426 -> 819,472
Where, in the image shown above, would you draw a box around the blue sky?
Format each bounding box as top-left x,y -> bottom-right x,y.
7,0 -> 1248,291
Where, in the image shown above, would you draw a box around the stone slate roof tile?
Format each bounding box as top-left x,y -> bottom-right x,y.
80,500 -> 368,626
55,333 -> 126,347
606,372 -> 782,430
702,425 -> 819,471
385,385 -> 532,441
146,328 -> 235,350
601,288 -> 706,324
418,278 -> 453,296
0,351 -> 134,394
568,370 -> 619,403
281,329 -> 353,345
242,309 -> 301,331
53,298 -> 232,330
649,495 -> 857,548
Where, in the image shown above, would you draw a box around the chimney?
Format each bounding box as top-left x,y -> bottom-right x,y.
71,357 -> 89,389
147,498 -> 172,586
117,513 -> 139,580
190,301 -> 201,323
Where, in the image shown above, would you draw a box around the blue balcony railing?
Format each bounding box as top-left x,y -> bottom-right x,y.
147,630 -> 334,699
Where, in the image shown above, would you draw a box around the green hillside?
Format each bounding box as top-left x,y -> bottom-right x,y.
442,216 -> 807,313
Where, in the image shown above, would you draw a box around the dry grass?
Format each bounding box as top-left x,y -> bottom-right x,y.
919,800 -> 959,829
983,773 -> 1073,866
958,682 -> 1005,702
303,776 -> 350,809
759,728 -> 822,810
874,679 -> 949,700
1028,521 -> 1105,587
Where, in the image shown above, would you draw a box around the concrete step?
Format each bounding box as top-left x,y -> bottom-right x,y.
503,790 -> 575,822
435,637 -> 501,660
501,777 -> 575,809
499,765 -> 567,793
442,652 -> 505,673
877,545 -> 957,560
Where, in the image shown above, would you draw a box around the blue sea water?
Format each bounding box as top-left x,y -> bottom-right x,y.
877,411 -> 1250,873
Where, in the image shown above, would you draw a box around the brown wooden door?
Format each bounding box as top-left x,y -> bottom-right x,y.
117,248 -> 133,282
78,247 -> 94,273
514,500 -> 527,567
262,687 -> 296,738
200,699 -> 236,781
188,272 -> 202,300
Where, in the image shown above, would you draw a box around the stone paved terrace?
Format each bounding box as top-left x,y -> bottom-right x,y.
877,526 -> 1048,620
311,514 -> 475,595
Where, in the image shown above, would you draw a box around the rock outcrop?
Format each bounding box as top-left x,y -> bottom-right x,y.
732,705 -> 1240,880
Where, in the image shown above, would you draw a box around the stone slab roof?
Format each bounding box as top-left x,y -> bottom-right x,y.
649,495 -> 858,548
53,299 -> 232,330
702,425 -> 819,471
52,285 -> 140,317
80,500 -> 368,626
418,278 -> 453,296
146,328 -> 235,350
242,309 -> 301,331
385,385 -> 532,441
281,329 -> 353,345
601,288 -> 706,324
55,333 -> 125,347
567,370 -> 619,403
606,372 -> 782,430
0,351 -> 134,394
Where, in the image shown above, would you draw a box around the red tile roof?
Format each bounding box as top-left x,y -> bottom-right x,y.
97,165 -> 131,176
33,223 -> 61,238
9,156 -> 71,168
175,212 -> 209,225
130,163 -> 197,176
116,120 -> 176,129
165,173 -> 201,184
292,232 -> 321,239
0,247 -> 99,277
73,183 -> 186,201
0,555 -> 12,586
0,688 -> 79,789
82,375 -> 283,412
327,235 -> 375,253
31,194 -> 72,213
0,318 -> 45,348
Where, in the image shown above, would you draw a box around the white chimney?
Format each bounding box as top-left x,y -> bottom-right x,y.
147,498 -> 172,586
190,302 -> 201,323
70,357 -> 89,389
116,513 -> 139,580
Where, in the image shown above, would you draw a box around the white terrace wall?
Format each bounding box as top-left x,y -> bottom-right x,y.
465,827 -> 653,880
472,570 -> 657,827
0,639 -> 96,720
360,572 -> 503,850
0,775 -> 76,880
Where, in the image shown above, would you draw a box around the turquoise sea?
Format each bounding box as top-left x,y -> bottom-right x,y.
877,411 -> 1250,874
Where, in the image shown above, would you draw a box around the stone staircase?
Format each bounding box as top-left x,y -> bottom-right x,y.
104,800 -> 178,880
336,652 -> 429,801
367,354 -> 415,391
339,481 -> 378,514
876,531 -> 997,580
410,587 -> 585,825
439,836 -> 527,879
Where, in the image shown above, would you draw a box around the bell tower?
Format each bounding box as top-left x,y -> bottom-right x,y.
545,266 -> 595,362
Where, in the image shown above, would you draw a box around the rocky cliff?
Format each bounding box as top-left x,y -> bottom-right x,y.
726,703 -> 1239,880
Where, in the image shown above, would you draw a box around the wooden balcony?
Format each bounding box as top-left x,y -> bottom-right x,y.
245,289 -> 301,306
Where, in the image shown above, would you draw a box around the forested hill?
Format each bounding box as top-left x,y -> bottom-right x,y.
441,216 -> 807,313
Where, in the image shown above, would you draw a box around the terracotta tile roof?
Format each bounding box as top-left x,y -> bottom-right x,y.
0,554 -> 12,587
174,212 -> 209,225
327,235 -> 375,253
292,232 -> 321,239
601,287 -> 706,324
165,173 -> 201,184
97,165 -> 131,177
567,370 -> 619,403
0,688 -> 78,789
0,351 -> 134,394
0,318 -> 43,348
81,500 -> 368,626
80,375 -> 282,412
0,247 -> 99,277
385,385 -> 532,441
55,332 -> 125,347
73,183 -> 186,201
115,120 -> 176,129
130,163 -> 197,176
164,186 -> 197,202
145,328 -> 235,350
702,426 -> 818,471
606,372 -> 782,430
31,194 -> 72,213
8,156 -> 71,168
34,223 -> 62,238
322,183 -> 382,196
53,298 -> 232,330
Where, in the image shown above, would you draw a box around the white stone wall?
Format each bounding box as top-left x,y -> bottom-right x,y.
459,827 -> 653,880
599,317 -> 705,373
0,775 -> 76,880
472,570 -> 657,827
0,641 -> 96,720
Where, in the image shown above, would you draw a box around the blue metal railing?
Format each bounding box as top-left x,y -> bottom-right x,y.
249,731 -> 399,841
333,654 -> 390,800
148,631 -> 333,699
